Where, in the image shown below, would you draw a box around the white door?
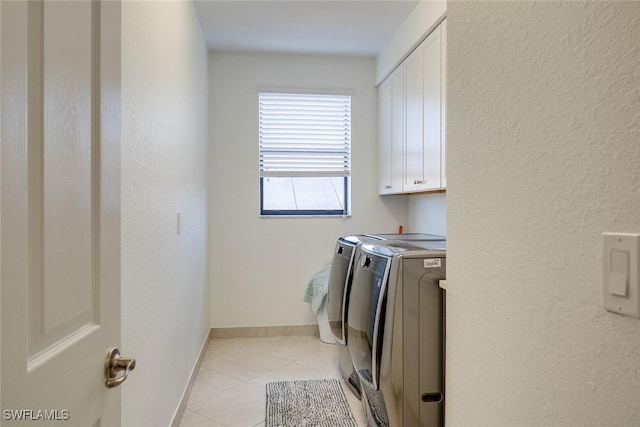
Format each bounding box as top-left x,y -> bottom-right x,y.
1,1 -> 126,426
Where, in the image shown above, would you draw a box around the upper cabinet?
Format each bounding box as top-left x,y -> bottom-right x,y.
378,19 -> 447,195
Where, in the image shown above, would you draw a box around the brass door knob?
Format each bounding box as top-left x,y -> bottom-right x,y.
104,347 -> 136,388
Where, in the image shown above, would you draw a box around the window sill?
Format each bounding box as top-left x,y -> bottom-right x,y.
259,214 -> 352,219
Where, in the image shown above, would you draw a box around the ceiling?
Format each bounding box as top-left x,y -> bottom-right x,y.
193,0 -> 420,57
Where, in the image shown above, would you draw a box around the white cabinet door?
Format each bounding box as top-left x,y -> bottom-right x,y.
421,25 -> 443,191
403,25 -> 443,193
404,46 -> 424,192
441,18 -> 447,188
1,1 -> 126,425
378,66 -> 404,195
390,67 -> 406,194
378,74 -> 393,194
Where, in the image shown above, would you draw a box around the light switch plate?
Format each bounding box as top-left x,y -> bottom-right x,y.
603,233 -> 640,318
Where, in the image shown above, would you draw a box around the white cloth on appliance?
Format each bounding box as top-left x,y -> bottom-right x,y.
303,263 -> 331,315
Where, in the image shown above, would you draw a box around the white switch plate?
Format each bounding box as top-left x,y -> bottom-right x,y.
603,233 -> 640,318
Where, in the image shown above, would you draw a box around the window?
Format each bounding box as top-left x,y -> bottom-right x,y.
259,92 -> 351,216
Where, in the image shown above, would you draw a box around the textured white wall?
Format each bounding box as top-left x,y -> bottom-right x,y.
447,2 -> 640,426
407,193 -> 446,236
209,52 -> 408,328
121,1 -> 209,426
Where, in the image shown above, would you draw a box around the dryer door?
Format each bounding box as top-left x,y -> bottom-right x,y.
347,248 -> 390,390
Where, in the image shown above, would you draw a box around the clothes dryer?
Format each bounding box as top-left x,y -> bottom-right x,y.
347,240 -> 446,427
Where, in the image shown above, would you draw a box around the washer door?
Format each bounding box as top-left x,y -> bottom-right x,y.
328,241 -> 355,344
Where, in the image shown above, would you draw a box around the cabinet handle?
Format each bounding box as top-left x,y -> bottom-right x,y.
384,185 -> 391,189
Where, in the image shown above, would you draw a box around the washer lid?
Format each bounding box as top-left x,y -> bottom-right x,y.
362,240 -> 447,257
364,232 -> 446,241
339,234 -> 380,246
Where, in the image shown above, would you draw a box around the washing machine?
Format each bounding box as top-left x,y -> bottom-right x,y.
347,240 -> 446,427
327,233 -> 445,398
328,234 -> 378,397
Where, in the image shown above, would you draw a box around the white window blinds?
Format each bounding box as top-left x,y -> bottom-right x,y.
259,92 -> 351,178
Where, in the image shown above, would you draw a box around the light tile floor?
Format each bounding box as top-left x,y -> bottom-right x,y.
179,335 -> 368,427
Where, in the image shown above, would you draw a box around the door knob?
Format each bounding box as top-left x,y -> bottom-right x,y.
104,347 -> 136,388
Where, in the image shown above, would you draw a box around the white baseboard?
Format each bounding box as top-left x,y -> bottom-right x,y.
170,328 -> 212,427
210,324 -> 319,339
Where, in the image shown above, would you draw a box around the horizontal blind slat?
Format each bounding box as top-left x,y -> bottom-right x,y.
259,92 -> 350,176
